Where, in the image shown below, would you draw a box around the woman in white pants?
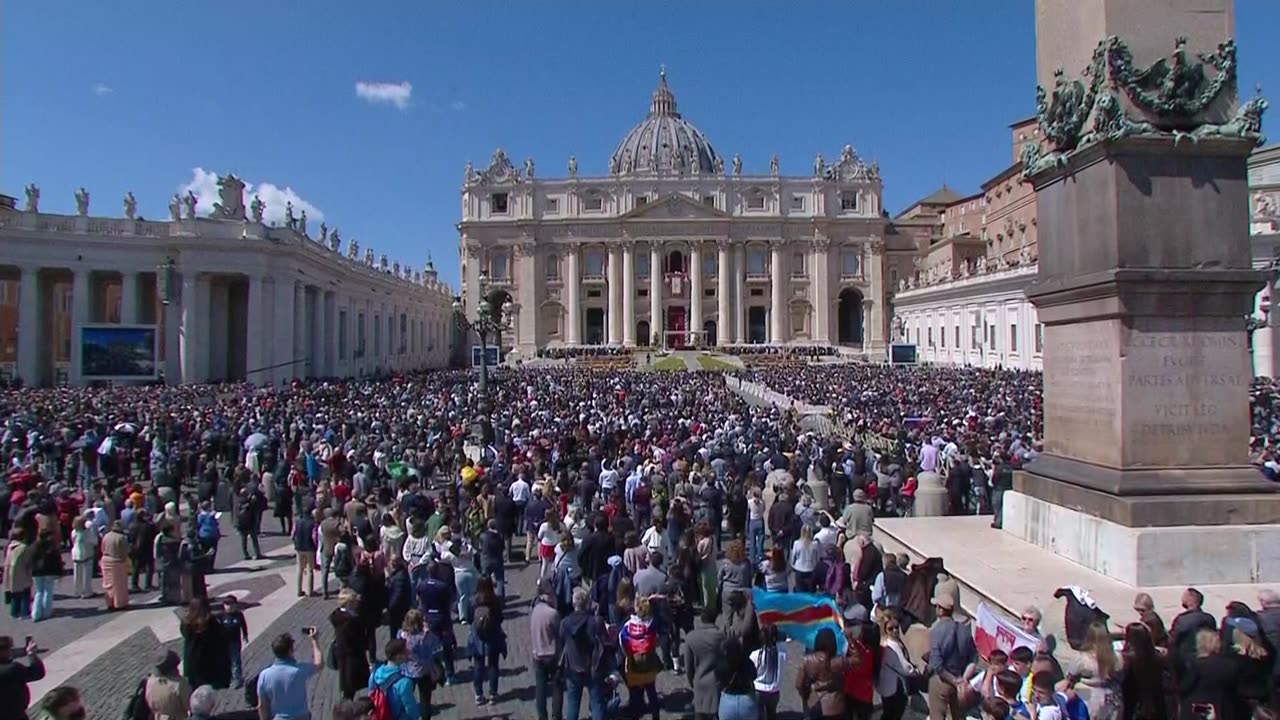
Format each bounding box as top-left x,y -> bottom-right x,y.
71,515 -> 99,598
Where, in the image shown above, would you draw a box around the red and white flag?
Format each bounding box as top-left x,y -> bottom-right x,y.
973,602 -> 1039,661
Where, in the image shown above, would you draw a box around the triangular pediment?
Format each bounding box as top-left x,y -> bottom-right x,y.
621,193 -> 726,220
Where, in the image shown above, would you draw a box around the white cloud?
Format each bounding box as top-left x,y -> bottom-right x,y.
92,83 -> 112,96
450,100 -> 467,112
355,80 -> 412,110
178,167 -> 325,227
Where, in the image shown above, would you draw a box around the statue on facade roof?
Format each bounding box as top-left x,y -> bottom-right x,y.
1018,244 -> 1032,266
380,253 -> 389,271
393,261 -> 401,277
23,184 -> 39,213
770,154 -> 779,177
250,195 -> 265,224
183,191 -> 198,219
123,191 -> 137,220
731,153 -> 742,176
672,150 -> 685,174
169,194 -> 181,221
608,154 -> 620,176
285,201 -> 296,228
464,161 -> 474,185
212,174 -> 246,220
74,187 -> 89,216
976,256 -> 988,273
299,209 -> 308,235
568,155 -> 578,178
813,153 -> 825,177
714,155 -> 724,175
328,229 -> 340,253
524,157 -> 535,179
349,237 -> 359,260
319,222 -> 329,245
623,149 -> 634,174
364,248 -> 374,266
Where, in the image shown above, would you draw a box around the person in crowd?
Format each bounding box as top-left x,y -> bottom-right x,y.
684,606 -> 727,720
70,515 -> 97,599
0,635 -> 45,719
1119,622 -> 1172,720
3,527 -> 33,619
331,588 -> 371,701
28,685 -> 84,720
143,650 -> 192,720
749,623 -> 785,720
537,508 -> 564,579
620,595 -> 663,720
96,521 -> 131,611
717,539 -> 753,604
386,555 -> 414,642
219,595 -> 250,689
468,576 -> 506,705
236,484 -> 266,560
797,627 -> 852,720
368,638 -> 421,720
1170,587 -> 1217,672
319,508 -> 345,598
927,590 -> 976,720
477,519 -> 506,602
877,609 -> 917,720
530,579 -> 563,720
153,519 -> 186,605
255,631 -> 323,720
414,559 -> 458,685
560,586 -> 609,720
398,609 -> 443,720
716,636 -> 757,720
129,509 -> 158,594
759,547 -> 789,593
28,529 -> 62,622
187,685 -> 217,720
1062,621 -> 1120,720
1179,628 -> 1243,720
292,501 -> 318,597
181,596 -> 231,690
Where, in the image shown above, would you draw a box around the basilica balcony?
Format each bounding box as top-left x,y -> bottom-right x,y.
664,272 -> 688,298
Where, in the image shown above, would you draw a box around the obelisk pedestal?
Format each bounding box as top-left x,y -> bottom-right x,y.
1005,0 -> 1280,586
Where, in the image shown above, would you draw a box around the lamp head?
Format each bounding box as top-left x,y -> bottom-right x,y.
451,297 -> 462,313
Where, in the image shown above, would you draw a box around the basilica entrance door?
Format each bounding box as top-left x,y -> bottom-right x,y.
585,308 -> 606,345
747,307 -> 768,344
667,306 -> 686,348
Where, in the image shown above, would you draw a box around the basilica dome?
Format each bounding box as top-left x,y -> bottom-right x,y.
609,69 -> 720,176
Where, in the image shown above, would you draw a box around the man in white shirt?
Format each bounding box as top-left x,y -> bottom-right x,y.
814,513 -> 840,549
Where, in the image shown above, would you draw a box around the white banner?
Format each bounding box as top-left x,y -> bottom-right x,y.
973,601 -> 1039,660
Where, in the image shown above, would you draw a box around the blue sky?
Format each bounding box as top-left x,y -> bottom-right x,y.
4,1 -> 1278,289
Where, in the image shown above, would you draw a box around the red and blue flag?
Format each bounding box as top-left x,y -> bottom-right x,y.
752,588 -> 847,653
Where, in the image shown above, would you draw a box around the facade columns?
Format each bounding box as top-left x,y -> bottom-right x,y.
770,241 -> 786,344
69,269 -> 91,384
733,243 -> 746,342
566,246 -> 581,344
622,242 -> 636,346
16,266 -> 41,386
323,291 -> 337,377
293,283 -> 306,379
179,273 -> 203,384
311,289 -> 325,377
689,243 -> 703,344
607,244 -> 623,345
718,241 -> 733,344
120,272 -> 140,324
271,279 -> 295,386
516,244 -> 537,353
812,239 -> 831,343
649,244 -> 662,345
245,275 -> 265,384
867,239 -> 885,350
862,299 -> 874,352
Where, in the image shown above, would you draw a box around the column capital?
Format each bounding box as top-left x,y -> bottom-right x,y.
717,238 -> 734,251
813,236 -> 832,252
620,239 -> 637,252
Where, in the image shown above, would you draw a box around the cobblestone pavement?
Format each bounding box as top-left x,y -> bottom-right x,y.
28,522 -> 926,720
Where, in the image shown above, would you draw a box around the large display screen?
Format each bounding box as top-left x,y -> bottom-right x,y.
470,345 -> 500,368
80,324 -> 159,379
888,343 -> 918,365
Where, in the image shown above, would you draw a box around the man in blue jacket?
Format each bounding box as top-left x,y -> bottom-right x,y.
368,639 -> 420,720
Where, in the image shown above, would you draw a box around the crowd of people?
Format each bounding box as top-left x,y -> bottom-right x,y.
0,363 -> 1277,720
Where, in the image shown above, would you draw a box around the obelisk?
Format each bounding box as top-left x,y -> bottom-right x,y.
1006,0 -> 1280,586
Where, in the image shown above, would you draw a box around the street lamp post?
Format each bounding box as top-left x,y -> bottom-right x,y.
452,270 -> 513,397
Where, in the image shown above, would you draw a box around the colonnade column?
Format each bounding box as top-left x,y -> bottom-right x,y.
324,291 -> 337,377
16,266 -> 41,386
293,283 -> 306,379
733,243 -> 746,342
769,241 -> 786,344
566,245 -> 581,344
271,279 -> 295,386
245,275 -> 265,384
312,289 -> 325,377
120,272 -> 140,324
649,244 -> 662,346
180,273 -> 202,384
622,241 -> 636,346
717,240 -> 733,345
689,243 -> 703,345
607,243 -> 623,345
68,269 -> 91,384
867,238 -> 885,350
516,242 -> 538,353
812,238 -> 831,343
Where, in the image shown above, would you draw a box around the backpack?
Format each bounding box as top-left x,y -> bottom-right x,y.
473,604 -> 496,638
332,544 -> 353,579
123,677 -> 151,720
197,513 -> 219,542
368,670 -> 403,720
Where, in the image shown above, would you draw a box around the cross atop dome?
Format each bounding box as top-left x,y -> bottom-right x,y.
650,65 -> 678,117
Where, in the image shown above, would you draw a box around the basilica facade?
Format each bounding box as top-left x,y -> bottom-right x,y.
457,70 -> 891,356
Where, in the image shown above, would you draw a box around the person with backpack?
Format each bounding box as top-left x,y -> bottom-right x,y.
195,501 -> 220,564
619,595 -> 663,720
560,586 -> 610,720
467,577 -> 507,706
367,639 -> 420,720
292,501 -> 318,597
142,650 -> 191,720
477,519 -> 506,602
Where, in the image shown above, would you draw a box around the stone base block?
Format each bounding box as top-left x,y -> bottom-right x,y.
1002,490 -> 1280,586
